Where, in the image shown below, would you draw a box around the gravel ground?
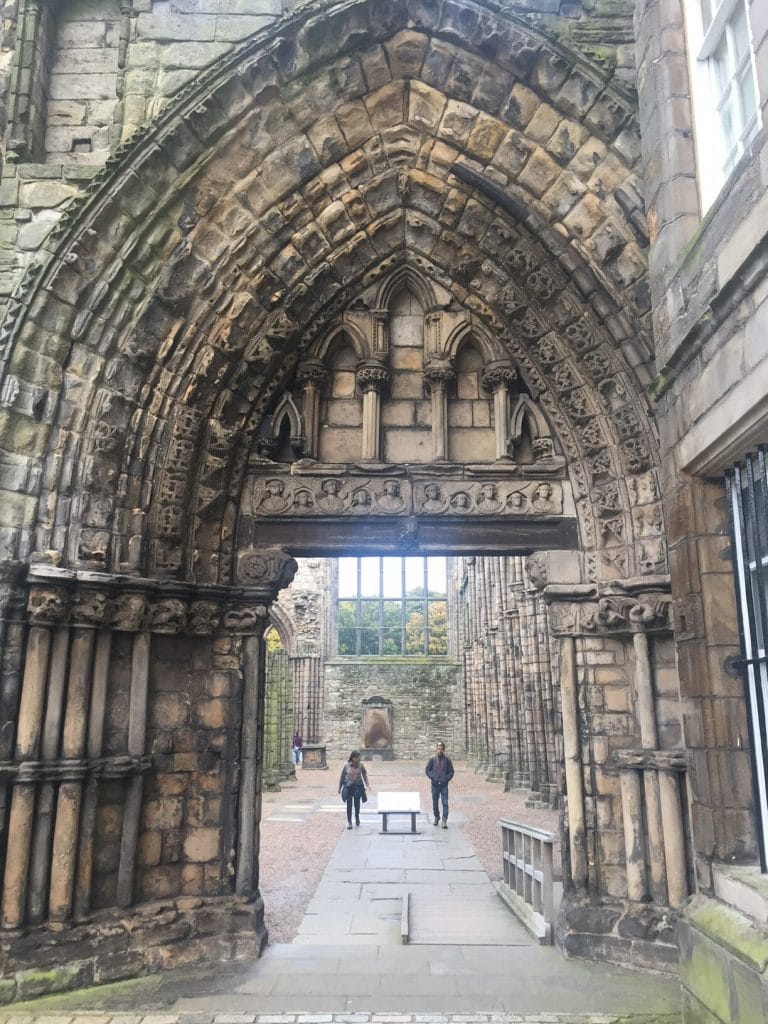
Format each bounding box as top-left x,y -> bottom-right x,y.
259,759 -> 560,944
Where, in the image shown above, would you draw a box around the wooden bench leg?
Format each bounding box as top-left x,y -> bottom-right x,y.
382,813 -> 388,833
410,812 -> 416,833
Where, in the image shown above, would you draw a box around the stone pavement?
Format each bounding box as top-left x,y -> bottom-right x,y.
1,799 -> 682,1023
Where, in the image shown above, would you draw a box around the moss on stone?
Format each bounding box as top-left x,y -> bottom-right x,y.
688,898 -> 768,972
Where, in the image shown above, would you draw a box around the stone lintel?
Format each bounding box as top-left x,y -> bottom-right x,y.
250,516 -> 580,556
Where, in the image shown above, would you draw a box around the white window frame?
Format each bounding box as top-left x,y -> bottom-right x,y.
684,0 -> 762,210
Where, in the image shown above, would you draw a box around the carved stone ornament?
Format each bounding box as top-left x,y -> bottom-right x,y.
356,362 -> 389,394
481,360 -> 517,393
245,475 -> 565,518
583,595 -> 671,633
111,593 -> 148,632
296,359 -> 329,389
223,604 -> 269,633
71,590 -> 110,627
187,600 -> 221,635
27,587 -> 68,624
526,553 -> 548,590
422,359 -> 456,394
149,598 -> 187,634
236,548 -> 298,591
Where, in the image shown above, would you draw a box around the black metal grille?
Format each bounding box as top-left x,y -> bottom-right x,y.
726,447 -> 768,871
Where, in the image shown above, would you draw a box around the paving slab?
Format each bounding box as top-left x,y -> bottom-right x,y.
0,781 -> 682,1023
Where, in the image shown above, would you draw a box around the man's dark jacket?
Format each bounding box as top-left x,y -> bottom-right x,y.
426,753 -> 455,785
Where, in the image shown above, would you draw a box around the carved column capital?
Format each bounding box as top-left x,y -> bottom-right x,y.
356,361 -> 389,394
482,359 -> 518,393
296,359 -> 329,390
71,590 -> 110,628
236,547 -> 298,596
27,587 -> 69,624
422,359 -> 455,395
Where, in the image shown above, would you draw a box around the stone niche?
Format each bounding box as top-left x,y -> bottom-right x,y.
361,696 -> 393,760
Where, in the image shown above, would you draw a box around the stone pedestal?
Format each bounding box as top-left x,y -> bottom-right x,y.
301,743 -> 327,769
361,746 -> 394,761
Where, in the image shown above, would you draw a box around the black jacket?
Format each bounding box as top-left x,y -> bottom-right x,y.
425,753 -> 454,786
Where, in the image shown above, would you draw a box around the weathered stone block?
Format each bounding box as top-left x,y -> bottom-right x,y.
183,828 -> 221,863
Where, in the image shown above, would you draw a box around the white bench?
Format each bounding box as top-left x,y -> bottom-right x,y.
377,791 -> 421,834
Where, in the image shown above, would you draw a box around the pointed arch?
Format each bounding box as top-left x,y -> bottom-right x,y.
375,265 -> 438,313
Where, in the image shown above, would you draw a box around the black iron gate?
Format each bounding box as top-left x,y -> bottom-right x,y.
726,447 -> 768,871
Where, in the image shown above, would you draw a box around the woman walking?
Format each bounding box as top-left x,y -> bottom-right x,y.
338,750 -> 370,828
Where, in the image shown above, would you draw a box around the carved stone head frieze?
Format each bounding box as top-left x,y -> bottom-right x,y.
28,587 -> 68,624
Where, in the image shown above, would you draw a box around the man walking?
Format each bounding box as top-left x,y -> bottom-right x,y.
425,741 -> 454,828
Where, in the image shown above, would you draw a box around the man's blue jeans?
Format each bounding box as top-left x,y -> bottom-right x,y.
431,782 -> 449,821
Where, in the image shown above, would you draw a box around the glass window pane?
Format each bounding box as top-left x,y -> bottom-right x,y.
711,35 -> 731,97
404,557 -> 426,595
360,629 -> 379,655
738,65 -> 758,128
427,556 -> 447,596
338,600 -> 357,627
731,3 -> 749,61
359,557 -> 381,597
381,600 -> 402,629
360,601 -> 379,628
338,558 -> 358,598
338,628 -> 356,655
381,629 -> 403,655
427,600 -> 448,654
699,0 -> 713,32
381,557 -> 403,597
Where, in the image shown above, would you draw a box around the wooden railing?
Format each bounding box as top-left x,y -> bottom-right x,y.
498,818 -> 555,944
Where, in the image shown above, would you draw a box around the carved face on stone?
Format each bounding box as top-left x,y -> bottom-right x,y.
28,589 -> 67,623
526,553 -> 547,589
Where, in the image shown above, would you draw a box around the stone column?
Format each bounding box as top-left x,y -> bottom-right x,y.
73,627 -> 113,918
560,635 -> 588,892
632,629 -> 668,902
116,629 -> 151,906
49,592 -> 108,920
482,360 -> 517,461
356,361 -> 389,462
296,360 -> 328,459
27,625 -> 69,923
234,549 -> 298,897
1,585 -> 68,929
423,360 -> 455,462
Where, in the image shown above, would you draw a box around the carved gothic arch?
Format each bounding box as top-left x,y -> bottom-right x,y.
0,0 -> 660,589
310,320 -> 369,364
443,320 -> 505,367
374,264 -> 438,313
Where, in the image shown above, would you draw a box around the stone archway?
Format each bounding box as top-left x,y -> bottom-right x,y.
0,0 -> 681,996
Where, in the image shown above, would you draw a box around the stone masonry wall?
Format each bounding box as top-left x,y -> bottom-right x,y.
636,0 -> 768,878
323,658 -> 463,762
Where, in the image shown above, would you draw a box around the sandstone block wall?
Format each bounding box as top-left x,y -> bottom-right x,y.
323,658 -> 463,761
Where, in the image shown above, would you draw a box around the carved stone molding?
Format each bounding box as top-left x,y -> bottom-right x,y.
613,749 -> 689,772
542,579 -> 673,636
2,755 -> 153,783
